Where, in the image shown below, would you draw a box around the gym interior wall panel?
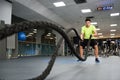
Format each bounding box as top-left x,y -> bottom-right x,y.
7,34 -> 16,49
0,0 -> 12,24
0,0 -> 12,59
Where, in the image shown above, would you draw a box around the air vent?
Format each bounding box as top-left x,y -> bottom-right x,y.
74,0 -> 86,4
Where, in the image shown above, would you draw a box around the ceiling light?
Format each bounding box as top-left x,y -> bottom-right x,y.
91,22 -> 97,25
46,34 -> 50,36
111,36 -> 114,38
110,29 -> 116,32
81,9 -> 91,13
26,34 -> 32,37
33,29 -> 37,33
99,36 -> 103,37
96,28 -> 100,31
33,29 -> 37,31
50,37 -> 54,39
110,33 -> 115,35
53,1 -> 66,7
29,33 -> 34,35
98,33 -> 102,35
110,24 -> 117,27
48,33 -> 51,35
33,31 -> 37,33
110,13 -> 119,16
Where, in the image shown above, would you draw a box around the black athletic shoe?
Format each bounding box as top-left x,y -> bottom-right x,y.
77,59 -> 81,62
95,58 -> 100,63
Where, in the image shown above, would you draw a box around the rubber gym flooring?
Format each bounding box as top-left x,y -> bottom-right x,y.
0,55 -> 120,80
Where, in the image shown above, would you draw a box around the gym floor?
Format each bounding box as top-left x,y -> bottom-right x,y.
0,55 -> 120,80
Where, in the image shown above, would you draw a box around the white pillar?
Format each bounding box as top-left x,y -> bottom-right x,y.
36,29 -> 44,55
0,0 -> 12,59
53,30 -> 65,56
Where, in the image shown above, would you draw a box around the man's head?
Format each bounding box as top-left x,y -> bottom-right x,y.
85,18 -> 91,27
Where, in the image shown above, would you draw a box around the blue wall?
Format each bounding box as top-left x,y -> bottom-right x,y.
18,42 -> 56,56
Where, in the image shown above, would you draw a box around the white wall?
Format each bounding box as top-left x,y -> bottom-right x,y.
0,1 -> 15,49
0,1 -> 12,24
0,0 -> 13,59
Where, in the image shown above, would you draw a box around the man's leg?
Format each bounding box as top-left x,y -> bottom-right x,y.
80,46 -> 84,58
77,45 -> 84,61
94,45 -> 99,58
94,45 -> 100,62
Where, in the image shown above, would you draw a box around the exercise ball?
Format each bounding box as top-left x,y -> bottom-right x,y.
18,32 -> 26,41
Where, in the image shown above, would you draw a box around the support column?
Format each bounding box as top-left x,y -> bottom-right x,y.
36,29 -> 44,55
53,30 -> 65,56
0,0 -> 12,59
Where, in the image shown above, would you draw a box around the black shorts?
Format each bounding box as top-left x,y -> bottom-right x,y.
80,39 -> 97,49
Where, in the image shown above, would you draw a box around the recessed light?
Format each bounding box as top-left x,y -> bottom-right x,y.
81,9 -> 91,13
27,34 -> 32,37
50,37 -> 54,39
33,31 -> 37,33
110,29 -> 116,32
46,34 -> 50,36
96,28 -> 100,31
99,36 -> 103,37
48,33 -> 51,35
53,1 -> 66,7
111,36 -> 114,38
98,33 -> 102,35
33,29 -> 37,31
110,34 -> 115,36
110,24 -> 117,27
91,22 -> 97,25
29,33 -> 34,35
110,13 -> 119,16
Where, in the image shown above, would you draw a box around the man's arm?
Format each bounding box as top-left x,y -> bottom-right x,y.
80,27 -> 84,40
80,33 -> 84,41
92,29 -> 98,37
92,25 -> 98,37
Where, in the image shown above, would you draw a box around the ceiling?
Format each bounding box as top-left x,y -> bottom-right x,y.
12,0 -> 120,38
12,2 -> 50,22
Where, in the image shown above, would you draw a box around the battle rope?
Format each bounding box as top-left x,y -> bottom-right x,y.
30,27 -> 87,80
0,21 -> 82,60
0,21 -> 85,80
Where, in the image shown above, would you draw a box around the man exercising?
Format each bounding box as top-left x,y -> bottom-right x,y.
79,18 -> 100,63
